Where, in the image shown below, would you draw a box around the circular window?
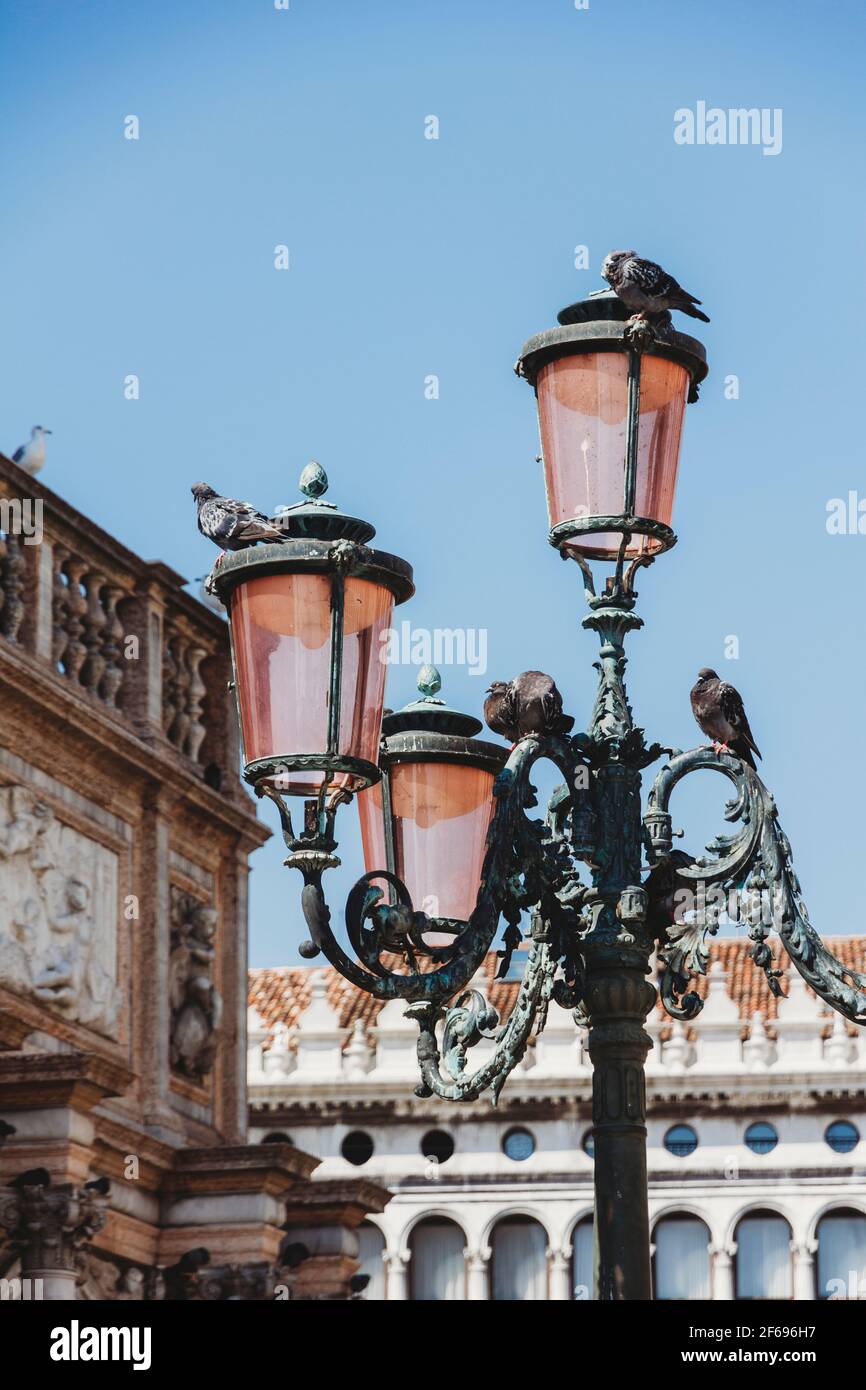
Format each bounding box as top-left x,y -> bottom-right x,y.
421,1130 -> 454,1165
744,1121 -> 778,1155
502,1127 -> 535,1162
664,1124 -> 698,1158
582,1130 -> 595,1159
825,1120 -> 859,1154
261,1131 -> 292,1145
341,1130 -> 374,1166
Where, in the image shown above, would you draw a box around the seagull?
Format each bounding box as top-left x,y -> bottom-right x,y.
690,668 -> 761,769
191,483 -> 284,553
601,251 -> 710,323
11,425 -> 51,475
484,671 -> 574,744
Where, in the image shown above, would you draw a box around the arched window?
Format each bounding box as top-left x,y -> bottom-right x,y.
816,1208 -> 866,1300
571,1217 -> 594,1300
734,1212 -> 793,1299
357,1222 -> 386,1301
653,1215 -> 711,1299
409,1219 -> 465,1301
491,1217 -> 548,1301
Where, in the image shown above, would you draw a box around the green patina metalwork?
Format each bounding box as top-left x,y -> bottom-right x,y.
212,305 -> 866,1299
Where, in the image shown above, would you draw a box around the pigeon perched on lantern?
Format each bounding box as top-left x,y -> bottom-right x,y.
601,250 -> 710,324
690,668 -> 762,769
484,671 -> 574,744
191,483 -> 285,552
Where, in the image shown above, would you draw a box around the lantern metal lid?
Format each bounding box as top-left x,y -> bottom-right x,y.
270,461 -> 377,544
516,290 -> 708,393
378,665 -> 507,773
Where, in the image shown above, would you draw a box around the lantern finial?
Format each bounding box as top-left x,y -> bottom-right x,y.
417,664 -> 442,700
299,460 -> 329,500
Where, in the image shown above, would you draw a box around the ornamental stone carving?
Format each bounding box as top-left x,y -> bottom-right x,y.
0,785 -> 120,1035
0,1179 -> 108,1298
78,1254 -> 166,1301
169,887 -> 222,1080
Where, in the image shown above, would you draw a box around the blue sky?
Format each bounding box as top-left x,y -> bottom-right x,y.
2,0 -> 865,967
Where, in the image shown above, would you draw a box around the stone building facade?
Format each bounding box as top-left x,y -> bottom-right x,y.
0,451 -> 387,1299
249,939 -> 866,1301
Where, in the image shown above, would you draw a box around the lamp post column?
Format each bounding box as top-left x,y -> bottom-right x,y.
584,929 -> 655,1300
581,598 -> 657,1301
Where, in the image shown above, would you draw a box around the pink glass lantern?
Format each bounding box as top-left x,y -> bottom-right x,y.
213,470 -> 414,797
517,293 -> 707,561
358,668 -> 508,925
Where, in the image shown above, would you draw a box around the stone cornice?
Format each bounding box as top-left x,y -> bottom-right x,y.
282,1177 -> 390,1224
0,1007 -> 31,1051
0,1051 -> 134,1112
91,1119 -> 180,1190
163,1142 -> 320,1198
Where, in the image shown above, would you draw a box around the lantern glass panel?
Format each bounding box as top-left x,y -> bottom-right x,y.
536,351 -> 688,558
230,572 -> 394,794
359,761 -> 495,921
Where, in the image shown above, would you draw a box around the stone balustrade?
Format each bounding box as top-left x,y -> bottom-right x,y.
0,452 -> 238,786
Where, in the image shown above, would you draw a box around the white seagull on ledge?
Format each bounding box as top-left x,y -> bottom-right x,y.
11,425 -> 51,476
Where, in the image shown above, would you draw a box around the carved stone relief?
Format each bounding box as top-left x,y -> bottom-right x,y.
169,887 -> 222,1080
0,785 -> 120,1035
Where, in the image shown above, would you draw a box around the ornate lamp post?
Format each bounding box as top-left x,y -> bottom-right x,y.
211,291 -> 866,1301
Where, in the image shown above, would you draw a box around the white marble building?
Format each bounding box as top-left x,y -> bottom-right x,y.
248,939 -> 866,1301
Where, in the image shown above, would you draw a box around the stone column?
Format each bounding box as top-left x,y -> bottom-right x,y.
139,786 -> 183,1139
710,1243 -> 737,1300
216,844 -> 252,1144
0,1180 -> 107,1300
792,1239 -> 817,1301
465,1245 -> 490,1300
383,1248 -> 410,1300
548,1245 -> 573,1301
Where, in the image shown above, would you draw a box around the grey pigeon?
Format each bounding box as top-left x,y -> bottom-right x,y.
690,668 -> 761,769
484,671 -> 574,744
12,425 -> 51,475
191,482 -> 284,551
601,251 -> 710,323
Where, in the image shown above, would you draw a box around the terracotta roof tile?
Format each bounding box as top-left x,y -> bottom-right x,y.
249,937 -> 866,1051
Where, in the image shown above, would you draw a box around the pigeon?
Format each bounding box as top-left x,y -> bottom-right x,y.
191,483 -> 284,552
690,668 -> 761,769
84,1175 -> 110,1195
601,251 -> 710,323
11,425 -> 51,475
484,671 -> 574,743
10,1166 -> 51,1189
